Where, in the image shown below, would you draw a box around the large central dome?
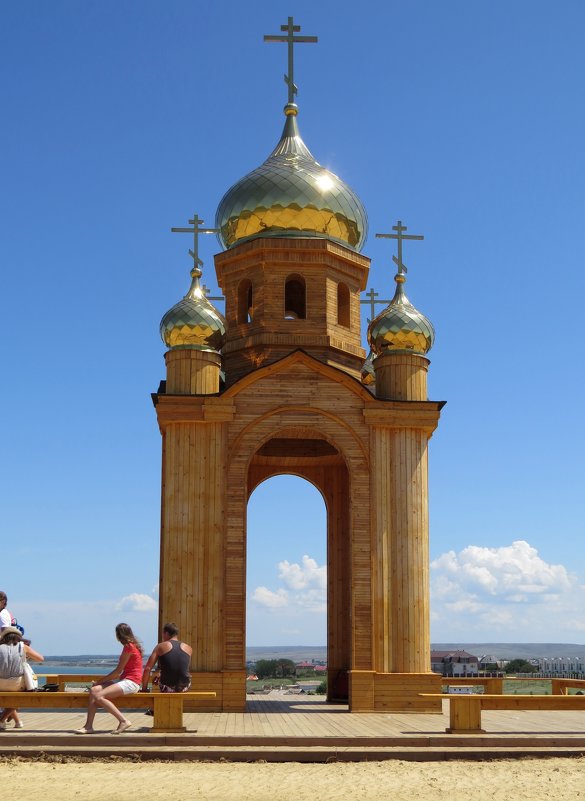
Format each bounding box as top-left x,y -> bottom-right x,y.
215,104 -> 368,252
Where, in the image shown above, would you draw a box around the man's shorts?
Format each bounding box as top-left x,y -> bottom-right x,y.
159,680 -> 192,693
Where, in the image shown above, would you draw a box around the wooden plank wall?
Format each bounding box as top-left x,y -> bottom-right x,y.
371,423 -> 431,674
160,421 -> 226,672
156,350 -> 442,711
165,349 -> 221,395
389,427 -> 430,674
215,238 -> 369,385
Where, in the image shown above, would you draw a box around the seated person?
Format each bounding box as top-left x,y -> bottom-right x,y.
75,623 -> 142,735
0,626 -> 44,730
142,622 -> 192,693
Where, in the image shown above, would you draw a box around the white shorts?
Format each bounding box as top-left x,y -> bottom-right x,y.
116,679 -> 140,695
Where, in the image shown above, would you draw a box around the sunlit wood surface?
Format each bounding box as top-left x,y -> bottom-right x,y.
2,694 -> 585,759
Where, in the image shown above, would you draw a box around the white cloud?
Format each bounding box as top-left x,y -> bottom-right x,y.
432,540 -> 571,604
251,586 -> 288,608
431,540 -> 585,640
116,593 -> 157,613
250,555 -> 327,615
278,555 -> 326,591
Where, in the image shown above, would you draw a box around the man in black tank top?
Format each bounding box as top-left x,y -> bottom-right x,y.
141,623 -> 192,693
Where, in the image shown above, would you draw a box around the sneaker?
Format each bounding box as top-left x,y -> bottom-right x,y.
14,722 -> 24,729
0,722 -> 6,731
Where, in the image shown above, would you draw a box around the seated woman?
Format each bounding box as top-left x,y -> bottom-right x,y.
0,626 -> 44,730
75,623 -> 143,735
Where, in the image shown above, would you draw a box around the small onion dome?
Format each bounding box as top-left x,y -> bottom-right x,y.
160,267 -> 226,352
215,103 -> 368,252
361,349 -> 376,386
367,273 -> 435,356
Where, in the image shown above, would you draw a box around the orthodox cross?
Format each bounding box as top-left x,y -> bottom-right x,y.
171,213 -> 219,270
171,214 -> 224,303
201,284 -> 224,305
264,16 -> 318,104
376,220 -> 424,275
360,288 -> 391,322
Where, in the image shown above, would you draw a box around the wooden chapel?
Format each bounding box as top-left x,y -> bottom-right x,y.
153,18 -> 444,713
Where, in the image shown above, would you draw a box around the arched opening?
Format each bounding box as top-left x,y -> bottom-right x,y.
337,282 -> 350,327
244,432 -> 352,705
284,274 -> 306,320
247,476 -> 327,688
238,279 -> 253,323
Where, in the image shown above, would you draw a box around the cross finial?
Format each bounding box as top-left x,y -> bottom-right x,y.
264,16 -> 318,105
376,219 -> 424,276
171,213 -> 219,270
360,287 -> 391,322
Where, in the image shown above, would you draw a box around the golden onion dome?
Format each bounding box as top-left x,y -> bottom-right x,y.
160,267 -> 226,352
215,103 -> 368,251
367,273 -> 434,356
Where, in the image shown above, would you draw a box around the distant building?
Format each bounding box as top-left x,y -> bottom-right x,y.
431,650 -> 479,676
536,657 -> 585,676
478,654 -> 506,671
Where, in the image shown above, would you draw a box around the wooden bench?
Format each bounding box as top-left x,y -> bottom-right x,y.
421,693 -> 585,734
0,691 -> 215,733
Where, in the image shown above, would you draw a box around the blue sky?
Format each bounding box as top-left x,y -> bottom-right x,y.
1,1 -> 584,655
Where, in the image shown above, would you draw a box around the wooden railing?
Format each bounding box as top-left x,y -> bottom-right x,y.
440,676 -> 585,695
36,673 -> 162,692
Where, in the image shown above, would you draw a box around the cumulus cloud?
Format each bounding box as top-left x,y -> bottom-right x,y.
116,593 -> 157,613
431,540 -> 585,640
251,587 -> 288,608
432,540 -> 571,604
250,555 -> 327,613
278,555 -> 326,591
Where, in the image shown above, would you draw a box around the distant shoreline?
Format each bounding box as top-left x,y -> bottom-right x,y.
42,642 -> 585,664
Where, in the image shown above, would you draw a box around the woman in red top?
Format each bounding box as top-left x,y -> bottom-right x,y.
75,623 -> 143,735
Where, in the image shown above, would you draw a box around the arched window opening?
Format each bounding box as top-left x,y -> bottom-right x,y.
247,475 -> 326,653
284,275 -> 306,320
337,283 -> 350,328
238,279 -> 253,324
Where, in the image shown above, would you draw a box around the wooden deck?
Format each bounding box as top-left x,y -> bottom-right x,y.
2,693 -> 585,762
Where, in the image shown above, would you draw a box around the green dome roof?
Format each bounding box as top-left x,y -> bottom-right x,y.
215,105 -> 368,251
368,274 -> 435,356
160,268 -> 226,352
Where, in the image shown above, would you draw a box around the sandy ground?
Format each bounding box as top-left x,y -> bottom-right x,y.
1,757 -> 584,801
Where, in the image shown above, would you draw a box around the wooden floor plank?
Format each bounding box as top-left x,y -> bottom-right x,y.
3,694 -> 585,745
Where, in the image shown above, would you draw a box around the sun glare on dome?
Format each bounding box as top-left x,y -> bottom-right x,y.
315,173 -> 334,191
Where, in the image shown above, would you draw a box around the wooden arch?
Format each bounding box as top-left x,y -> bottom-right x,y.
223,407 -> 372,705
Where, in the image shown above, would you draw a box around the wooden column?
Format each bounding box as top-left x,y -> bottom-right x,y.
371,350 -> 432,675
325,465 -> 351,701
159,420 -> 226,671
165,349 -> 221,395
373,351 -> 429,402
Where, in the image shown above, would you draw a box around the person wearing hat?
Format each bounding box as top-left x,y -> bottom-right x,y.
0,626 -> 44,730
